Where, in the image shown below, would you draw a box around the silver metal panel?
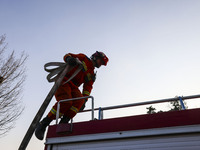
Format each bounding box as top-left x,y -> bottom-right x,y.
49,134 -> 200,150
45,125 -> 200,145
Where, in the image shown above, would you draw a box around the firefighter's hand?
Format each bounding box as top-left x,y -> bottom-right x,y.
66,57 -> 77,66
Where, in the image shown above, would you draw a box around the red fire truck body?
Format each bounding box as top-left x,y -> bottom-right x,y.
45,108 -> 200,150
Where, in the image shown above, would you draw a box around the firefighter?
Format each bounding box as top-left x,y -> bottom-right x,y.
35,51 -> 108,140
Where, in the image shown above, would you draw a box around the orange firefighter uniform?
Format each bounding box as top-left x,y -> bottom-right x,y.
47,53 -> 96,120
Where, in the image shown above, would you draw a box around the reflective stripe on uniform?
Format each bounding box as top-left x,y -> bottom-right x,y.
50,108 -> 63,116
70,106 -> 79,113
83,90 -> 90,96
50,108 -> 57,115
87,73 -> 92,81
82,61 -> 87,72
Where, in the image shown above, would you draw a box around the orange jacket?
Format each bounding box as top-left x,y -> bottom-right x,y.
63,53 -> 95,97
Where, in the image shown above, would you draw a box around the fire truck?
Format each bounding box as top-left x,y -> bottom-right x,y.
44,95 -> 200,150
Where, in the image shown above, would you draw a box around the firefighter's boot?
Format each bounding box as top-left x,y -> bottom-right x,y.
59,115 -> 71,124
35,116 -> 52,140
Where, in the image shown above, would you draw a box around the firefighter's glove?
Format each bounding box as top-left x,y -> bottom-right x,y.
66,56 -> 77,66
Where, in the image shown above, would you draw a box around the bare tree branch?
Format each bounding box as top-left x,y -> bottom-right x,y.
0,35 -> 28,137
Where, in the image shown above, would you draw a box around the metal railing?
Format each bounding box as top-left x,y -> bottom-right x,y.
56,96 -> 94,124
81,94 -> 200,120
56,94 -> 200,123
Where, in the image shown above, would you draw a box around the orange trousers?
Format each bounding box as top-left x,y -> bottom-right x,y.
48,81 -> 85,120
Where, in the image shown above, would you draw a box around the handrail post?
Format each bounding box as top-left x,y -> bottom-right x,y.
98,107 -> 101,120
91,96 -> 94,120
98,107 -> 104,120
178,96 -> 186,110
56,101 -> 61,124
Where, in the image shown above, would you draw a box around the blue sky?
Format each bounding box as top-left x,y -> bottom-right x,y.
1,0 -> 200,149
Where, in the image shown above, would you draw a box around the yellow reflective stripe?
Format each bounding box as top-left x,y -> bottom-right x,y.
83,90 -> 90,96
50,108 -> 63,117
82,61 -> 87,71
87,73 -> 92,81
50,108 -> 57,115
70,106 -> 79,113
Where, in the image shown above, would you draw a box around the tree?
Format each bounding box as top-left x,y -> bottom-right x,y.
146,99 -> 188,114
146,105 -> 156,114
0,35 -> 28,136
169,100 -> 188,111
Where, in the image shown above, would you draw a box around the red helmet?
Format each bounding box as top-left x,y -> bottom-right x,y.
91,51 -> 109,67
